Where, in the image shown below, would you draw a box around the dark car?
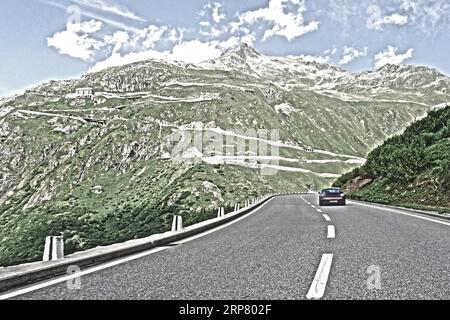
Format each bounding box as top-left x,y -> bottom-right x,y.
319,188 -> 346,206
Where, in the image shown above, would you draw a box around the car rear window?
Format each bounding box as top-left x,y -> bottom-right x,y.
324,189 -> 341,194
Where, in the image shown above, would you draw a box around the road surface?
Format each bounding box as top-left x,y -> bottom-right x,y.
3,194 -> 450,300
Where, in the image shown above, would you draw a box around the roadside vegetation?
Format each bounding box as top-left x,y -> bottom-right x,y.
334,105 -> 450,212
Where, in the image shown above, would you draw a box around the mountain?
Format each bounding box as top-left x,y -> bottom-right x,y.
334,105 -> 450,211
201,43 -> 349,88
0,43 -> 449,266
323,64 -> 450,105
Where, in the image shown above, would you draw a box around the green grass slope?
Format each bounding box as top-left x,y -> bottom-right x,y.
334,105 -> 450,212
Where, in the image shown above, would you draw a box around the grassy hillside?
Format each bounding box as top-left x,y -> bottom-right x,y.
334,105 -> 450,212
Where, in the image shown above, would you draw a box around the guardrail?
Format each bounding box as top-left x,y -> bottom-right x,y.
0,192 -> 306,293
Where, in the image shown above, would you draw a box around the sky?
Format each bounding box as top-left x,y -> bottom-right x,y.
1,0 -> 450,97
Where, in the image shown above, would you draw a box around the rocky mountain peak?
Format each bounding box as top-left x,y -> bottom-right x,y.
222,42 -> 261,60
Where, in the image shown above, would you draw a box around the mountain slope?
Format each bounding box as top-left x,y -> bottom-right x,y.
334,105 -> 450,211
0,43 -> 449,266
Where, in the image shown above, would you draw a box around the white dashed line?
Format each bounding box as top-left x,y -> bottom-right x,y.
306,254 -> 334,299
323,214 -> 331,222
316,209 -> 323,213
327,225 -> 335,239
311,205 -> 317,209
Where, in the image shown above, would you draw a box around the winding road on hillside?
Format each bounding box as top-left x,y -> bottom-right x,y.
2,194 -> 449,300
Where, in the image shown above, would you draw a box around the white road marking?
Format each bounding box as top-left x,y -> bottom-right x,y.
350,201 -> 450,227
323,214 -> 331,222
0,199 -> 275,300
316,209 -> 323,213
327,225 -> 335,238
311,205 -> 317,209
306,254 -> 334,299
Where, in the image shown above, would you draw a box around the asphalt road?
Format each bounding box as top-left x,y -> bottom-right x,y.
6,194 -> 450,300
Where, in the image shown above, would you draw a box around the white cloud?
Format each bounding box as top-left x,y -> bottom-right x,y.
324,46 -> 337,56
199,2 -> 228,38
236,0 -> 319,41
374,45 -> 414,69
239,33 -> 257,47
102,25 -> 183,55
294,46 -> 340,64
104,31 -> 129,53
69,0 -> 145,21
199,25 -> 226,38
90,39 -> 230,72
47,20 -> 104,61
204,34 -> 256,51
367,5 -> 408,30
139,25 -> 171,49
200,2 -> 226,23
171,40 -> 222,64
339,46 -> 368,65
89,50 -> 169,73
297,54 -> 330,64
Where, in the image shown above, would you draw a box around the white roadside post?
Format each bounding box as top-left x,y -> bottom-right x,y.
43,236 -> 52,262
171,215 -> 183,232
43,236 -> 64,261
217,207 -> 225,218
52,236 -> 64,261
